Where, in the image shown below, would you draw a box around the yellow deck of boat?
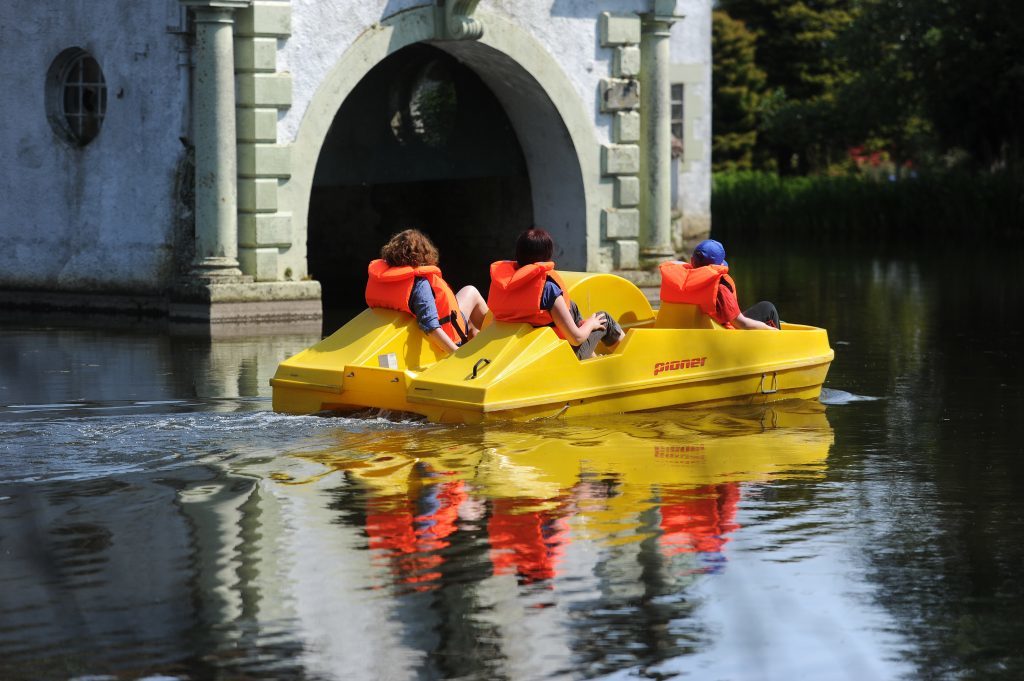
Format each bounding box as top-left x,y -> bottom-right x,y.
271,272 -> 834,423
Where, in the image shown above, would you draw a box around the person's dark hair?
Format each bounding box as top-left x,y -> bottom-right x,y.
515,228 -> 554,267
380,229 -> 439,267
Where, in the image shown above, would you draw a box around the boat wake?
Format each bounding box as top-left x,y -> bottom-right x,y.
0,400 -> 425,484
820,388 -> 882,405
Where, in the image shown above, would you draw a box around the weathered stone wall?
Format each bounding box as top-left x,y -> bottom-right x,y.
670,0 -> 713,251
279,0 -> 650,147
0,0 -> 713,305
0,0 -> 188,294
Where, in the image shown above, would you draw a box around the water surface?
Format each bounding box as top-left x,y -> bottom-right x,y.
2,245 -> 1023,680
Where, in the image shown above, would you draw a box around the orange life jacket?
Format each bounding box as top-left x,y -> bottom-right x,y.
659,261 -> 737,326
487,261 -> 573,331
365,259 -> 467,344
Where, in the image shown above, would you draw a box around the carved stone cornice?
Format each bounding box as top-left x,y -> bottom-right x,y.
440,0 -> 484,41
179,0 -> 251,9
639,0 -> 684,29
179,0 -> 251,24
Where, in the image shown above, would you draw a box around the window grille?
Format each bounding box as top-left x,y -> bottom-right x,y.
670,83 -> 684,143
47,48 -> 107,146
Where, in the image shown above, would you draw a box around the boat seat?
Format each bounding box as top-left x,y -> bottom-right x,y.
558,271 -> 656,328
480,272 -> 656,341
654,302 -> 724,330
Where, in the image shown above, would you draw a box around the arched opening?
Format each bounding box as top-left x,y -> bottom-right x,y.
308,44 -> 534,310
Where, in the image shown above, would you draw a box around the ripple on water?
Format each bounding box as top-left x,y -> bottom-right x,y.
819,388 -> 883,405
0,406 -> 391,483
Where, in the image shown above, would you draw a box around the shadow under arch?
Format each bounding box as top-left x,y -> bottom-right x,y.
286,7 -> 600,312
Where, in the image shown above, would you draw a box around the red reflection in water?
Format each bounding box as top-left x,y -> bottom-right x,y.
488,499 -> 570,585
659,483 -> 740,558
366,480 -> 468,590
364,479 -> 743,589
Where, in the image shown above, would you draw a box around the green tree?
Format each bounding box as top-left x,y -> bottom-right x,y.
842,0 -> 1024,169
717,0 -> 858,173
712,10 -> 766,170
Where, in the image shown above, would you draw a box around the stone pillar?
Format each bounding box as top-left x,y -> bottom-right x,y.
639,1 -> 682,263
235,1 -> 294,282
181,0 -> 250,278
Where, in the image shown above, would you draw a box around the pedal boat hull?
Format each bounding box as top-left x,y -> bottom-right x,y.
271,272 -> 834,423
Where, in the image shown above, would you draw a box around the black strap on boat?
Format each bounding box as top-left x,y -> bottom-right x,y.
443,311 -> 470,345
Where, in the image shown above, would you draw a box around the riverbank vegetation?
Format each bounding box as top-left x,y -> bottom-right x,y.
712,170 -> 1023,241
711,0 -> 1024,239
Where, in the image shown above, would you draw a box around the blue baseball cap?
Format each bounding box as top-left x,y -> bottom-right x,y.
691,239 -> 727,267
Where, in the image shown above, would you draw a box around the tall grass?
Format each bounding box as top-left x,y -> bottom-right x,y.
712,170 -> 1024,243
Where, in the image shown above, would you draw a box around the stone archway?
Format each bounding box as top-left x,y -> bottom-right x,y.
307,43 -> 534,308
284,7 -> 601,312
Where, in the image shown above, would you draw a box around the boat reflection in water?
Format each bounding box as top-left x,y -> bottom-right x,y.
0,396 -> 832,679
284,401 -> 833,594
233,402 -> 836,678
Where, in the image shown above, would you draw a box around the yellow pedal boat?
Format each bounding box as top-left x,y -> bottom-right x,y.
271,272 -> 834,423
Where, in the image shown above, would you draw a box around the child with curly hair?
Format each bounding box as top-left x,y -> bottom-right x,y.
366,229 -> 489,354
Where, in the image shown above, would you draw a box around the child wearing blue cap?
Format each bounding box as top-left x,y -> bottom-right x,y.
663,239 -> 780,331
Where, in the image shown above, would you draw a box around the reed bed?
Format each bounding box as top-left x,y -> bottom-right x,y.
711,170 -> 1024,243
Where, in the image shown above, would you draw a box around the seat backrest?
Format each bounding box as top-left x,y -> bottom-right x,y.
558,271 -> 656,327
654,302 -> 722,329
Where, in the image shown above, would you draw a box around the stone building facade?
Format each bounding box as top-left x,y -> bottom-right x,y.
0,0 -> 711,324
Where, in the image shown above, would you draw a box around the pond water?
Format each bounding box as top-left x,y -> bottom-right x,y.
2,244 -> 1023,681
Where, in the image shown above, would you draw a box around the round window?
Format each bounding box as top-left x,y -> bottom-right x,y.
46,48 -> 108,147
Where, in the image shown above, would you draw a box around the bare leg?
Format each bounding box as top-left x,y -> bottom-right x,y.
456,285 -> 489,337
